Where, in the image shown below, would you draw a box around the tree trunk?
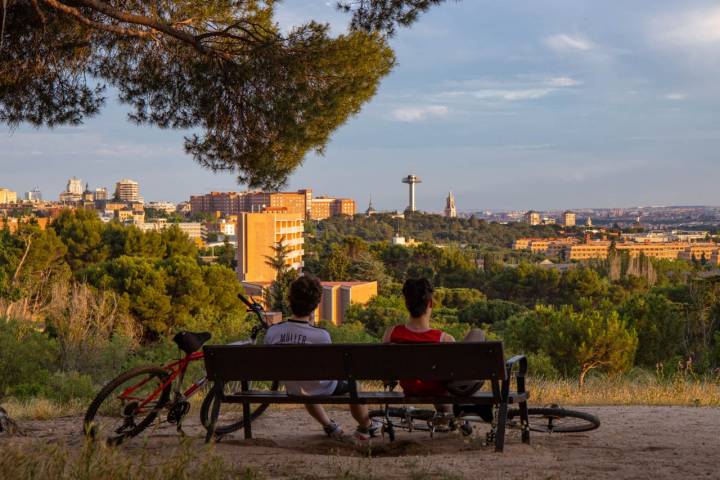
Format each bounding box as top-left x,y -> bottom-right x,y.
579,368 -> 588,387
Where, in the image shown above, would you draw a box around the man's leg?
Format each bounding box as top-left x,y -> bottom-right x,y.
304,404 -> 332,427
463,328 -> 486,342
349,404 -> 371,429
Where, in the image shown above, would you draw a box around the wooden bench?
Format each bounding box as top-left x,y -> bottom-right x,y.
203,341 -> 529,452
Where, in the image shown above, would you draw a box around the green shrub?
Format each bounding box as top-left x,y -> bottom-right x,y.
503,305 -> 638,385
525,352 -> 560,379
321,321 -> 378,343
0,319 -> 58,398
458,299 -> 527,327
43,371 -> 96,403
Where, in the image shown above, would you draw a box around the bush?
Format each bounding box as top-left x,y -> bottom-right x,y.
458,299 -> 527,327
321,321 -> 378,343
503,305 -> 638,385
0,319 -> 58,399
43,371 -> 96,403
344,295 -> 406,338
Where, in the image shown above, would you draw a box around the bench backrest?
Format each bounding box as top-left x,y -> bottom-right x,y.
203,342 -> 507,383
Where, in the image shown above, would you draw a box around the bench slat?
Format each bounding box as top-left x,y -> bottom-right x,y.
221,390 -> 528,405
203,342 -> 507,382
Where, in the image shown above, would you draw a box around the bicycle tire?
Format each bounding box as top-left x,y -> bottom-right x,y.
200,380 -> 280,436
84,366 -> 172,445
507,407 -> 600,433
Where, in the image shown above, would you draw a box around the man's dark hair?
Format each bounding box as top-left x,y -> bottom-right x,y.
288,275 -> 323,317
402,278 -> 434,318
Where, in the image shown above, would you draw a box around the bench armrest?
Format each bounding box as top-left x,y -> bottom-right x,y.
506,355 -> 527,377
505,355 -> 528,395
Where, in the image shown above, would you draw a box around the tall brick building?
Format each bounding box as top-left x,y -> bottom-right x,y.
190,189 -> 355,220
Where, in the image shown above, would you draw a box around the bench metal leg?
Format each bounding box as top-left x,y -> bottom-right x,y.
519,400 -> 530,444
495,401 -> 508,452
205,383 -> 223,444
242,401 -> 252,439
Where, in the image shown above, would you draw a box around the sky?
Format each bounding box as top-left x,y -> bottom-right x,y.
2,0 -> 720,212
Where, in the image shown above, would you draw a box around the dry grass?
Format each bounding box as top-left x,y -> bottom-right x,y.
3,375 -> 718,424
3,397 -> 87,420
529,375 -> 720,407
0,439 -> 263,480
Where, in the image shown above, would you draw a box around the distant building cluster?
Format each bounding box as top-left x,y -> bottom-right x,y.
524,210 -> 577,227
189,189 -> 355,220
514,233 -> 720,265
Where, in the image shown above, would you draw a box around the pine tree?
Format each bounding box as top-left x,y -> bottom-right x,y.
264,238 -> 298,316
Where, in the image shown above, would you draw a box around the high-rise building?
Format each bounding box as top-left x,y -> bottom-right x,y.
524,210 -> 541,226
401,175 -> 422,212
115,179 -> 140,203
24,188 -> 42,202
94,187 -> 108,201
67,177 -> 83,195
0,188 -> 17,204
236,212 -> 304,283
444,191 -> 457,218
562,211 -> 576,227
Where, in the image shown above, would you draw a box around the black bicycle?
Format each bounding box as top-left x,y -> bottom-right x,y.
369,404 -> 600,442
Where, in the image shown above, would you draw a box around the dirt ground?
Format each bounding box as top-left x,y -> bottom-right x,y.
4,406 -> 719,479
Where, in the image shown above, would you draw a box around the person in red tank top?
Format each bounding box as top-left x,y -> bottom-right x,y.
382,278 -> 455,397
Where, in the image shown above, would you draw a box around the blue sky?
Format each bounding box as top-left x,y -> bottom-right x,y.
2,0 -> 720,212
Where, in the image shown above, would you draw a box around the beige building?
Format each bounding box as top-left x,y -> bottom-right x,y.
0,188 -> 17,204
115,179 -> 140,203
318,281 -> 378,325
512,237 -> 578,256
524,211 -> 541,226
562,211 -> 577,227
236,212 -> 304,283
564,241 -> 719,262
139,220 -> 205,241
678,244 -> 719,262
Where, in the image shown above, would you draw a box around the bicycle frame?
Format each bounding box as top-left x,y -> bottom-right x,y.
118,293 -> 267,415
119,351 -> 206,413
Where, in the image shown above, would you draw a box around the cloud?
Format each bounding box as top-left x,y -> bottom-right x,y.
546,76 -> 582,87
544,34 -> 594,52
664,93 -> 687,101
391,105 -> 449,122
434,76 -> 579,103
654,7 -> 720,47
471,89 -> 553,101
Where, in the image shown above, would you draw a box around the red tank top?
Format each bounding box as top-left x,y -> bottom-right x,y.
389,325 -> 447,396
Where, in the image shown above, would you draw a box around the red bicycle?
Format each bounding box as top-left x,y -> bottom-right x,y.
83,294 -> 278,445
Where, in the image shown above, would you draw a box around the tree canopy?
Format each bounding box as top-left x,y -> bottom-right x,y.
1,0 -> 447,188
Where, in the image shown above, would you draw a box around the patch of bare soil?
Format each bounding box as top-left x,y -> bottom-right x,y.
3,406 -> 719,479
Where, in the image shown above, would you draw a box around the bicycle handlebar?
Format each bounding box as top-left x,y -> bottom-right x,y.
237,292 -> 254,309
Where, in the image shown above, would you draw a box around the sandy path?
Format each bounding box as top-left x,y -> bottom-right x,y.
5,406 -> 719,479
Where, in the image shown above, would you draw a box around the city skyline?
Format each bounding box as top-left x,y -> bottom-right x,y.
3,0 -> 720,210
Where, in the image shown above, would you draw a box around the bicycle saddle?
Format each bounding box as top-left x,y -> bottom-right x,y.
173,331 -> 212,354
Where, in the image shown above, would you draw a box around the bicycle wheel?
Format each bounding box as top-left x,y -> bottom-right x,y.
200,381 -> 280,436
507,407 -> 600,433
84,366 -> 172,445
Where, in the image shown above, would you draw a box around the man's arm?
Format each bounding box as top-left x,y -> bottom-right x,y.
381,326 -> 396,343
